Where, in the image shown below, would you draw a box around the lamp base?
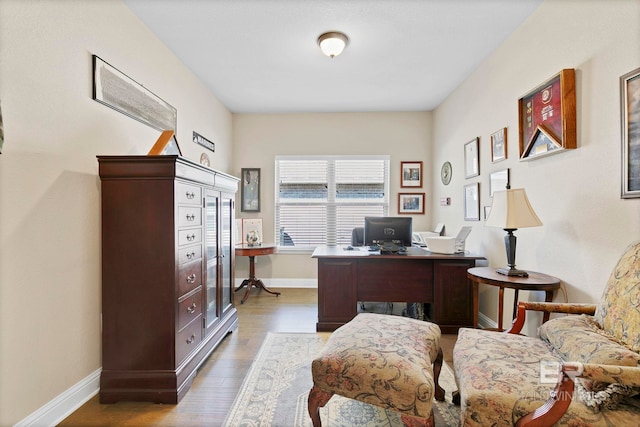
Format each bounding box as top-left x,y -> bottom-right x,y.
496,267 -> 529,277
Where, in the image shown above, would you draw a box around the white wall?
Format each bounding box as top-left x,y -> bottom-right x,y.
0,1 -> 232,425
232,112 -> 432,282
431,0 -> 640,328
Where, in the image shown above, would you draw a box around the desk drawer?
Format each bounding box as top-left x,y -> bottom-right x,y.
178,244 -> 202,265
178,207 -> 202,227
178,289 -> 203,331
176,315 -> 202,364
178,259 -> 202,297
176,182 -> 202,205
178,228 -> 202,246
356,259 -> 433,302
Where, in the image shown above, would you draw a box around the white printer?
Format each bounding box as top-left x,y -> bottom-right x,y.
423,226 -> 472,254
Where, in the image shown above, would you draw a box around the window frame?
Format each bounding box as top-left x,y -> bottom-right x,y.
275,155 -> 390,253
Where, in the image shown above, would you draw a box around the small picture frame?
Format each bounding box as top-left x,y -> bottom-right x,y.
398,193 -> 425,214
401,161 -> 423,188
148,130 -> 182,155
489,169 -> 510,197
464,182 -> 480,221
241,168 -> 261,212
621,66 -> 640,199
491,127 -> 508,163
464,138 -> 480,178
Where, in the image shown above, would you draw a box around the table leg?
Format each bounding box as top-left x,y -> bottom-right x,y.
471,280 -> 479,328
543,290 -> 554,323
498,287 -> 505,331
234,255 -> 281,304
512,289 -> 520,321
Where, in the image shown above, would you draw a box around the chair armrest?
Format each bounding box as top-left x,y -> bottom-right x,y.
515,363 -> 640,426
506,302 -> 597,334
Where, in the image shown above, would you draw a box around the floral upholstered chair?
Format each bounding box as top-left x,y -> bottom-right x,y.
453,241 -> 640,426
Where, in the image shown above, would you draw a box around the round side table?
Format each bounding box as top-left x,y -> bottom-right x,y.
235,244 -> 280,304
467,267 -> 561,331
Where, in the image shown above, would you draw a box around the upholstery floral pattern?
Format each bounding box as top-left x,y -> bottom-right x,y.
540,315 -> 640,366
311,313 -> 441,419
594,241 -> 640,352
454,328 -> 640,426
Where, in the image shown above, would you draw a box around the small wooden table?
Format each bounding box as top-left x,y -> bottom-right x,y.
467,267 -> 561,331
235,244 -> 280,304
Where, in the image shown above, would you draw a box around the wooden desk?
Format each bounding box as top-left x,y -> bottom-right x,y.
312,246 -> 485,333
467,267 -> 561,331
235,244 -> 280,304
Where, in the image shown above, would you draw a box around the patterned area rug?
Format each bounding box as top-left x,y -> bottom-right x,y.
223,332 -> 460,426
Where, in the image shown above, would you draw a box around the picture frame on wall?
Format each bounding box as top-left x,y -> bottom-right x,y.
464,182 -> 480,221
491,127 -> 508,163
621,66 -> 640,199
464,137 -> 480,178
241,168 -> 261,212
398,193 -> 425,214
401,161 -> 423,188
518,69 -> 576,161
489,168 -> 510,197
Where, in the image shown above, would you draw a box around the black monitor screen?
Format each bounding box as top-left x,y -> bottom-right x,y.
364,216 -> 412,247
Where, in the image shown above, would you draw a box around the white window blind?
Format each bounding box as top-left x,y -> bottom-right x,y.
275,155 -> 389,250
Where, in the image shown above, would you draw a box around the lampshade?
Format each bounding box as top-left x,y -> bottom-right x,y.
318,31 -> 349,58
486,188 -> 542,229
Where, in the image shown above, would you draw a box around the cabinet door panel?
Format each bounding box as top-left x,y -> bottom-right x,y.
433,260 -> 475,327
317,259 -> 356,323
204,191 -> 219,334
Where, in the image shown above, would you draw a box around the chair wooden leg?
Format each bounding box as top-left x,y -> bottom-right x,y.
308,385 -> 333,427
433,347 -> 445,402
452,390 -> 461,405
401,411 -> 434,427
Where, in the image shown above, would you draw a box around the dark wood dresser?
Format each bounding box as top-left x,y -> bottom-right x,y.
97,155 -> 239,404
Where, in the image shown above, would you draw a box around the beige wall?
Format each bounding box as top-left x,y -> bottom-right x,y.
232,112 -> 433,282
0,1 -> 232,425
432,0 -> 640,328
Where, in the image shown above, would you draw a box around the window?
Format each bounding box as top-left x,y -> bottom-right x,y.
275,155 -> 390,250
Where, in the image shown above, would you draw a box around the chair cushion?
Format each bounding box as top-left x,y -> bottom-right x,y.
594,241 -> 640,352
454,328 -> 640,426
311,313 -> 440,419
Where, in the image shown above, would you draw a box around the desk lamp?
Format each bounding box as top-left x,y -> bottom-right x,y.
485,187 -> 542,277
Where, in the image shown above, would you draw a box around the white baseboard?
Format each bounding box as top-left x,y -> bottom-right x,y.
478,311 -> 498,329
235,278 -> 318,288
16,368 -> 101,427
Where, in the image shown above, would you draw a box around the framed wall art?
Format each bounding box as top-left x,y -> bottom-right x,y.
491,127 -> 507,163
464,182 -> 480,221
464,137 -> 479,178
241,168 -> 261,212
621,66 -> 640,199
398,193 -> 425,214
93,55 -> 177,132
489,168 -> 510,197
518,69 -> 576,161
401,161 -> 423,188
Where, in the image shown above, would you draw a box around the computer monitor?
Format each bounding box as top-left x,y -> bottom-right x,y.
364,216 -> 413,247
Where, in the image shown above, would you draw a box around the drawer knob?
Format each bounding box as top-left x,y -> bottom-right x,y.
186,191 -> 195,199
186,252 -> 196,260
186,214 -> 195,221
187,234 -> 195,241
186,334 -> 196,344
186,274 -> 197,284
187,302 -> 197,314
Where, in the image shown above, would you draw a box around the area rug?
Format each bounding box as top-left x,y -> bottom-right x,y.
223,332 -> 460,426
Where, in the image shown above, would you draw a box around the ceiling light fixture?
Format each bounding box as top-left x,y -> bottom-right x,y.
317,31 -> 349,58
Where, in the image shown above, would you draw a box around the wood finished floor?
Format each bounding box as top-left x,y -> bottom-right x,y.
58,288 -> 457,426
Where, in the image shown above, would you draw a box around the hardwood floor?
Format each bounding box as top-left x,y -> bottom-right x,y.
59,288 -> 457,426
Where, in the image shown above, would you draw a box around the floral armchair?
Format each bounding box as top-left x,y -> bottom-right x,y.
453,241 -> 640,426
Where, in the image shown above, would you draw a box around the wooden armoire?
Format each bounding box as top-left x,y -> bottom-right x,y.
97,155 -> 238,404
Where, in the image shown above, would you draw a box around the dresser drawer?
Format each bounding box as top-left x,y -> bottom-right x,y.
178,228 -> 202,246
178,289 -> 203,331
176,315 -> 203,364
176,182 -> 202,205
178,259 -> 202,296
178,244 -> 202,265
178,207 -> 202,227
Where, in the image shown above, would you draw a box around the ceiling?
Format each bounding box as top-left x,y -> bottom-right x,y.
123,0 -> 543,114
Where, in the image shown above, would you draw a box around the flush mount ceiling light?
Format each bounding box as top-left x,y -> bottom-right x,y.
317,31 -> 349,58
